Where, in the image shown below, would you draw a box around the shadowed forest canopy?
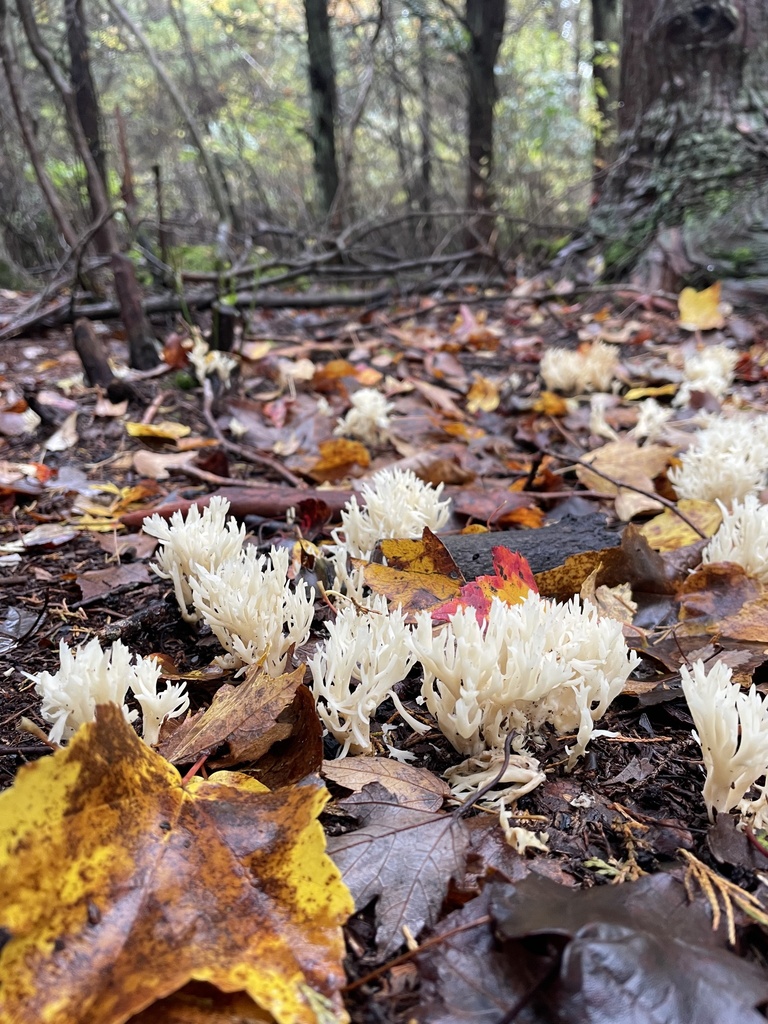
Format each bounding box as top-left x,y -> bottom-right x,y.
0,0 -> 593,284
0,0 -> 767,323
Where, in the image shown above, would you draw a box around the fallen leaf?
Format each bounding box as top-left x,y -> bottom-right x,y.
640,499 -> 721,551
678,281 -> 727,331
533,390 -> 570,416
322,757 -> 450,812
77,562 -> 151,603
21,522 -> 78,548
575,440 -> 672,520
308,439 -> 370,482
465,375 -> 500,414
44,409 -> 79,451
490,872 -> 768,1024
327,782 -> 469,956
377,529 -> 464,580
432,546 -> 537,623
0,705 -> 353,1024
158,665 -> 307,767
678,563 -> 768,642
133,449 -> 198,480
362,560 -> 461,612
126,420 -> 192,440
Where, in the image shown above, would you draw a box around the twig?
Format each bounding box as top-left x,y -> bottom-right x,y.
342,914 -> 492,992
539,447 -> 707,539
201,378 -> 306,488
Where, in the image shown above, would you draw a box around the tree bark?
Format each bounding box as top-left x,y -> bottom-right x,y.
304,0 -> 340,221
464,0 -> 506,248
591,0 -> 768,289
591,0 -> 621,184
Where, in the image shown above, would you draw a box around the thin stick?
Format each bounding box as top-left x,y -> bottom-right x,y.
539,447 -> 707,539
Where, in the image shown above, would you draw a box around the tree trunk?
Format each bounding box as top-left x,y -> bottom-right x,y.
106,0 -> 232,232
465,0 -> 506,248
591,0 -> 621,184
591,0 -> 768,290
0,0 -> 79,250
417,14 -> 433,241
16,0 -> 159,369
304,0 -> 340,222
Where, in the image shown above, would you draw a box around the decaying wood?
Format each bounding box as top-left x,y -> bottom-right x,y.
440,513 -> 623,578
72,317 -> 115,388
119,486 -> 355,529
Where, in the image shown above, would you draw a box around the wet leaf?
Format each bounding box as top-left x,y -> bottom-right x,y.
45,409 -> 79,451
678,564 -> 768,642
490,872 -> 768,1024
678,281 -> 727,331
308,439 -> 370,482
465,375 -> 500,413
322,757 -> 450,812
158,665 -> 308,768
640,500 -> 722,551
432,546 -> 537,623
0,705 -> 353,1024
327,783 -> 469,957
362,560 -> 461,612
126,420 -> 192,440
575,440 -> 672,520
77,562 -> 152,604
377,529 -> 463,580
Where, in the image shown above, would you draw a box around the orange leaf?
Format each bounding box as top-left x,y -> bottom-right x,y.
432,546 -> 538,623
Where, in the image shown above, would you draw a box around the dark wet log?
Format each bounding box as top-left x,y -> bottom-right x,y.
441,513 -> 623,579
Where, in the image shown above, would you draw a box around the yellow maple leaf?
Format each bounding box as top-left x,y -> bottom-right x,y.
678,282 -> 726,331
0,705 -> 352,1024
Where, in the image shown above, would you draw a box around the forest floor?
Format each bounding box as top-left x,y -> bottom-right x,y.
2,281 -> 768,1023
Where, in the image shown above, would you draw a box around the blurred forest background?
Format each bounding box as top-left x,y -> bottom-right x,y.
0,0 -> 604,281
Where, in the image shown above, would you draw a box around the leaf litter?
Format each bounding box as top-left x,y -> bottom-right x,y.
2,287 -> 768,1021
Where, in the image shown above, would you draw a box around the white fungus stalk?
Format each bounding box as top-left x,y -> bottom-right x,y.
334,466 -> 451,560
540,340 -> 618,395
309,596 -> 416,755
668,413 -> 768,505
410,593 -> 637,764
190,544 -> 314,675
673,344 -> 738,408
143,495 -> 246,622
333,387 -> 394,445
702,494 -> 768,582
681,658 -> 768,821
27,638 -> 188,745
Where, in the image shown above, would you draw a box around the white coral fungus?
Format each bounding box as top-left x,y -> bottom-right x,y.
143,496 -> 246,622
335,467 -> 451,559
668,413 -> 768,505
309,596 -> 416,755
632,398 -> 673,442
673,344 -> 739,407
702,494 -> 768,582
681,658 -> 768,822
190,544 -> 314,675
334,387 -> 393,445
540,340 -> 618,394
28,638 -> 188,745
188,330 -> 237,384
410,592 -> 638,768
